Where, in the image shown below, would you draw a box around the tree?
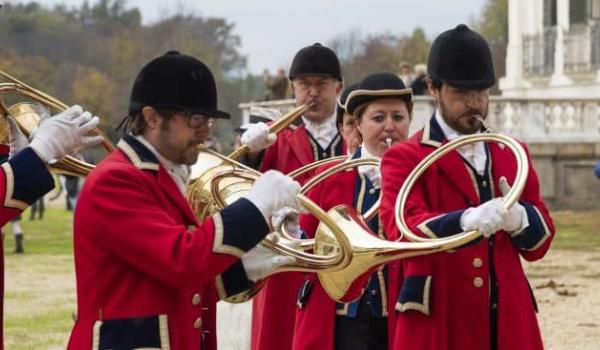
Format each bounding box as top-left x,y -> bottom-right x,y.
398,27 -> 430,67
473,0 -> 508,93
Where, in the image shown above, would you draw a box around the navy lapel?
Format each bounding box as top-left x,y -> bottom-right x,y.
118,135 -> 198,225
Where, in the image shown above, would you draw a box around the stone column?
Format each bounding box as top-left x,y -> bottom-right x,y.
550,0 -> 573,86
500,0 -> 532,96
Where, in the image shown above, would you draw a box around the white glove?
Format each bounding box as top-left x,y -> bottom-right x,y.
460,198 -> 508,238
29,105 -> 103,163
241,243 -> 295,282
498,177 -> 530,233
241,122 -> 276,152
271,207 -> 302,238
246,170 -> 301,222
7,116 -> 28,158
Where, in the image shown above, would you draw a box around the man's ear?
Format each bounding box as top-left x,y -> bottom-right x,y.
335,81 -> 344,96
425,78 -> 439,99
142,106 -> 161,129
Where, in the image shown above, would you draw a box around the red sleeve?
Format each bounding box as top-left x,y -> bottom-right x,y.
508,144 -> 556,261
80,165 -> 268,291
380,142 -> 437,241
0,169 -> 22,226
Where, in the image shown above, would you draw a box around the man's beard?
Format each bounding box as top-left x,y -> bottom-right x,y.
438,99 -> 488,135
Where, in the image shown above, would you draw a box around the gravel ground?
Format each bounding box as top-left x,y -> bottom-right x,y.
215,247 -> 600,350
525,248 -> 600,350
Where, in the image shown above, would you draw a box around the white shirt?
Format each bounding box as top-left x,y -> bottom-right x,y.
302,113 -> 338,149
435,111 -> 487,175
135,135 -> 191,195
357,144 -> 382,189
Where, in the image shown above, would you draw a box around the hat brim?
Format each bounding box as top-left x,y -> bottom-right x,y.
441,79 -> 495,90
289,73 -> 342,81
187,107 -> 231,120
346,88 -> 413,116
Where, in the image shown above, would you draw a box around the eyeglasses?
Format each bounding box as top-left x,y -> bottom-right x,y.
179,112 -> 215,129
293,78 -> 336,92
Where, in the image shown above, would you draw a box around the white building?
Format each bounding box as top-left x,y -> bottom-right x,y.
501,0 -> 600,98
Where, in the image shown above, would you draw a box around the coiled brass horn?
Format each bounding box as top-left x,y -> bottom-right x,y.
315,133 -> 529,302
188,104 -> 361,302
189,145 -> 357,303
0,70 -> 114,176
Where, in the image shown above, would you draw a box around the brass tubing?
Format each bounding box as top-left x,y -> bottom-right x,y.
227,104 -> 308,160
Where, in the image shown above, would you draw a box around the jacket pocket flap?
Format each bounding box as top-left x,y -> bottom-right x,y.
395,275 -> 432,315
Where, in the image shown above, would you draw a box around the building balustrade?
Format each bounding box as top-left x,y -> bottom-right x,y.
240,96 -> 600,144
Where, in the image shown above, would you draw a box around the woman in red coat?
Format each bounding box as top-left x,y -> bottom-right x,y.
292,72 -> 412,350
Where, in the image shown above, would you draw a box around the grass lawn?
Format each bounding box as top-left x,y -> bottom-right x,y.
2,207 -> 600,349
3,207 -> 75,349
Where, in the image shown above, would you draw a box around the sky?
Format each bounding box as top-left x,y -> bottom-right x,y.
10,0 -> 489,74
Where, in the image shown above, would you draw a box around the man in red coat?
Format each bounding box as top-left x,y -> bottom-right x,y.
380,25 -> 555,350
241,43 -> 345,350
0,105 -> 102,349
67,51 -> 301,350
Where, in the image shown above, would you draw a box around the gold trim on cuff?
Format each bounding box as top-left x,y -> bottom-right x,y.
416,214 -> 445,239
395,276 -> 432,316
211,213 -> 245,258
2,163 -> 28,210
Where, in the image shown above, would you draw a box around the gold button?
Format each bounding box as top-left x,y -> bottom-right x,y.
482,181 -> 488,187
192,293 -> 201,306
193,317 -> 202,329
472,258 -> 483,268
473,277 -> 484,288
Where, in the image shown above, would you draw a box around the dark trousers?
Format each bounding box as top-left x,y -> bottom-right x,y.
334,299 -> 388,350
30,198 -> 45,220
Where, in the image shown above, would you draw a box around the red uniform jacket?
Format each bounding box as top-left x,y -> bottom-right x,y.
0,145 -> 54,350
380,117 -> 555,350
292,157 -> 393,350
68,135 -> 270,350
252,125 -> 345,350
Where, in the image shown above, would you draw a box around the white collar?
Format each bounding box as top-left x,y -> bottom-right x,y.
135,135 -> 191,194
434,110 -> 487,175
359,142 -> 379,161
435,110 -> 463,141
302,113 -> 337,148
357,145 -> 381,189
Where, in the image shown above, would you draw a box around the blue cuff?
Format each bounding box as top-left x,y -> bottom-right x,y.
216,260 -> 253,302
6,147 -> 54,205
421,210 -> 465,238
395,275 -> 432,315
96,315 -> 168,349
220,198 -> 270,252
510,201 -> 550,250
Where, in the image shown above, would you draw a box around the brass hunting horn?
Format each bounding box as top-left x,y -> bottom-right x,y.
0,70 -> 114,176
189,145 -> 355,303
314,133 -> 529,302
188,104 -> 359,302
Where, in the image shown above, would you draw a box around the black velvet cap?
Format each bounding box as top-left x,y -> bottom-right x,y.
129,50 -> 230,119
427,24 -> 495,89
336,82 -> 359,124
345,73 -> 413,116
289,43 -> 342,81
